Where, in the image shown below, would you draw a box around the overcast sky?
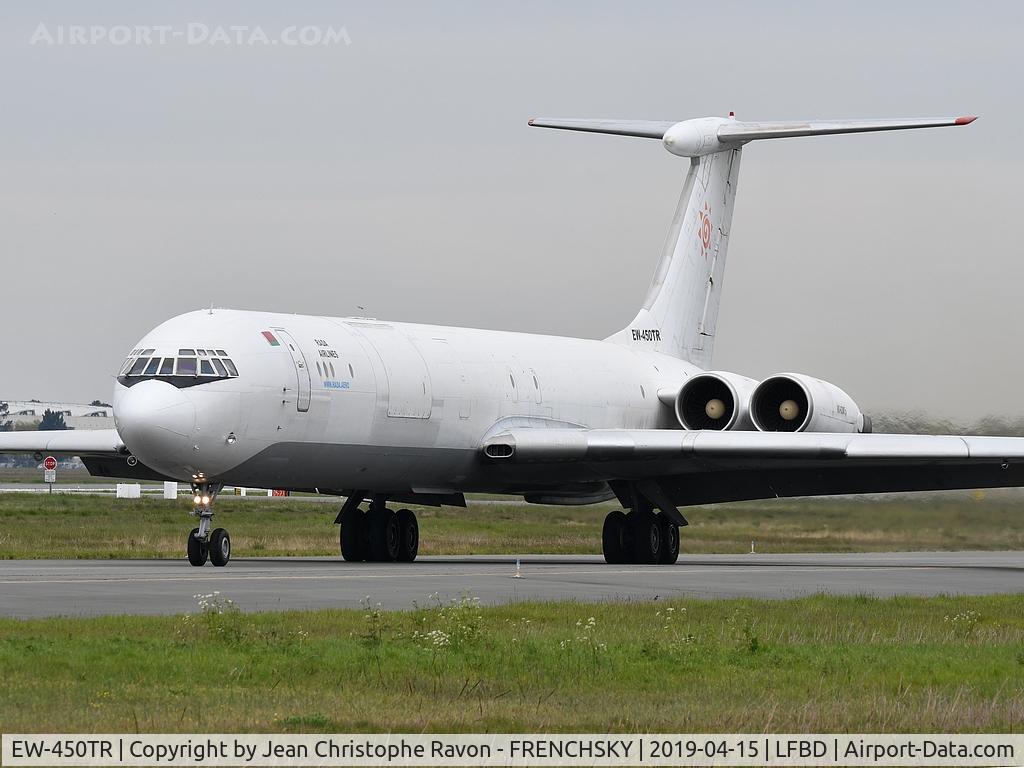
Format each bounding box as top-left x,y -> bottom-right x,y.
1,1 -> 1021,419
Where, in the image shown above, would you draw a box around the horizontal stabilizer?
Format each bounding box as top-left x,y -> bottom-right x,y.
529,114 -> 978,157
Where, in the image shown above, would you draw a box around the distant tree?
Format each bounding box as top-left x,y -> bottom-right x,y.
0,401 -> 11,432
38,409 -> 69,431
871,411 -> 961,435
90,399 -> 112,408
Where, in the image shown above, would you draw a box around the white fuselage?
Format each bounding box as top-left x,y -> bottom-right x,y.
113,309 -> 698,496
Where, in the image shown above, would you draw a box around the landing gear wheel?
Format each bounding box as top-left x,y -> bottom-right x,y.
631,510 -> 663,565
339,506 -> 365,562
186,527 -> 208,566
658,517 -> 680,565
368,507 -> 400,562
209,528 -> 231,567
602,510 -> 629,564
396,508 -> 419,562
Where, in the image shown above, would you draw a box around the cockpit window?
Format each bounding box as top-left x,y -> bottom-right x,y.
118,347 -> 238,388
128,357 -> 150,376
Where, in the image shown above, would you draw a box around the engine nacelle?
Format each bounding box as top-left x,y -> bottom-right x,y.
750,373 -> 870,433
675,371 -> 759,430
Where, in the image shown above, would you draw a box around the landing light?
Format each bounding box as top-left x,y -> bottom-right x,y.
193,495 -> 201,504
201,495 -> 210,505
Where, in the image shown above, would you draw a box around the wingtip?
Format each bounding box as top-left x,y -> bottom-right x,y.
527,118 -> 535,126
955,115 -> 978,125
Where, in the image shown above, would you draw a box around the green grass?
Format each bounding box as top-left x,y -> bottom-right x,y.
1,489 -> 1023,559
0,467 -> 114,484
1,594 -> 1023,731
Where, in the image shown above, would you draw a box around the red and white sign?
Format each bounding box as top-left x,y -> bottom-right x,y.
43,456 -> 57,471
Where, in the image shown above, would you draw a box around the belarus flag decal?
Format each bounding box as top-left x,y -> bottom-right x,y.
261,331 -> 281,346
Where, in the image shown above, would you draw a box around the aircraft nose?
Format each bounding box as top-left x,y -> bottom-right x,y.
115,380 -> 196,466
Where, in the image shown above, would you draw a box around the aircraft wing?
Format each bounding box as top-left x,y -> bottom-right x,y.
481,429 -> 1024,508
0,429 -> 126,457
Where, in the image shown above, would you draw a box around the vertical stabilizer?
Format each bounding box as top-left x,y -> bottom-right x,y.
606,147 -> 741,366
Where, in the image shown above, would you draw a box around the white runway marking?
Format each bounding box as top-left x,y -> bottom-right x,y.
0,565 -> 942,586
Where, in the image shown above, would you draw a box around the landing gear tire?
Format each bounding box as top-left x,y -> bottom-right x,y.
631,510 -> 663,564
368,507 -> 401,562
602,510 -> 629,564
339,505 -> 365,562
396,508 -> 419,562
209,528 -> 231,567
187,527 -> 208,567
658,517 -> 680,565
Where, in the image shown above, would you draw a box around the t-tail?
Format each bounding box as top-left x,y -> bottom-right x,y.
529,113 -> 977,367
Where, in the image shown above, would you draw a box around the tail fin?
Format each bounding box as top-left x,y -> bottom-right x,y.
530,114 -> 977,365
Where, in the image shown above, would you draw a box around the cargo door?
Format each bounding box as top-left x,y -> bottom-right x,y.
349,324 -> 432,419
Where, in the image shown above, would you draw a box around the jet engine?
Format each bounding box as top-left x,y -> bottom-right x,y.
750,373 -> 871,433
675,371 -> 759,430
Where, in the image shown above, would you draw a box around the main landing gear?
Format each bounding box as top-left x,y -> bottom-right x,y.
186,481 -> 230,567
338,496 -> 419,563
601,507 -> 680,565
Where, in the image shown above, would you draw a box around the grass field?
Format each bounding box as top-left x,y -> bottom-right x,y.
1,488 -> 1023,559
1,594 -> 1022,732
0,467 -> 114,484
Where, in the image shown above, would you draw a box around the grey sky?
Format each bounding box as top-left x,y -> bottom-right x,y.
1,1 -> 1021,419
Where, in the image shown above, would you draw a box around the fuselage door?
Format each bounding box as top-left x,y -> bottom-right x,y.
272,328 -> 311,412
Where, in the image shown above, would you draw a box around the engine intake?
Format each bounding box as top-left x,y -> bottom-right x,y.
750,373 -> 869,433
676,372 -> 757,430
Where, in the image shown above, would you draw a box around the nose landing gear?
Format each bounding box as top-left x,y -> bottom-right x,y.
187,481 -> 229,566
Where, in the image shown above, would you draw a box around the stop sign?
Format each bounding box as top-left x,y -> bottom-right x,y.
43,456 -> 57,471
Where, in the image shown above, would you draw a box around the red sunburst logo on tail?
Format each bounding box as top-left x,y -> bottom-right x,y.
697,202 -> 713,259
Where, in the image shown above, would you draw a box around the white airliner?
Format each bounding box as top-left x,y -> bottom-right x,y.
5,112 -> 1021,568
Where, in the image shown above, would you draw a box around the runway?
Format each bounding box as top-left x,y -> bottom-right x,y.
1,552 -> 1022,618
